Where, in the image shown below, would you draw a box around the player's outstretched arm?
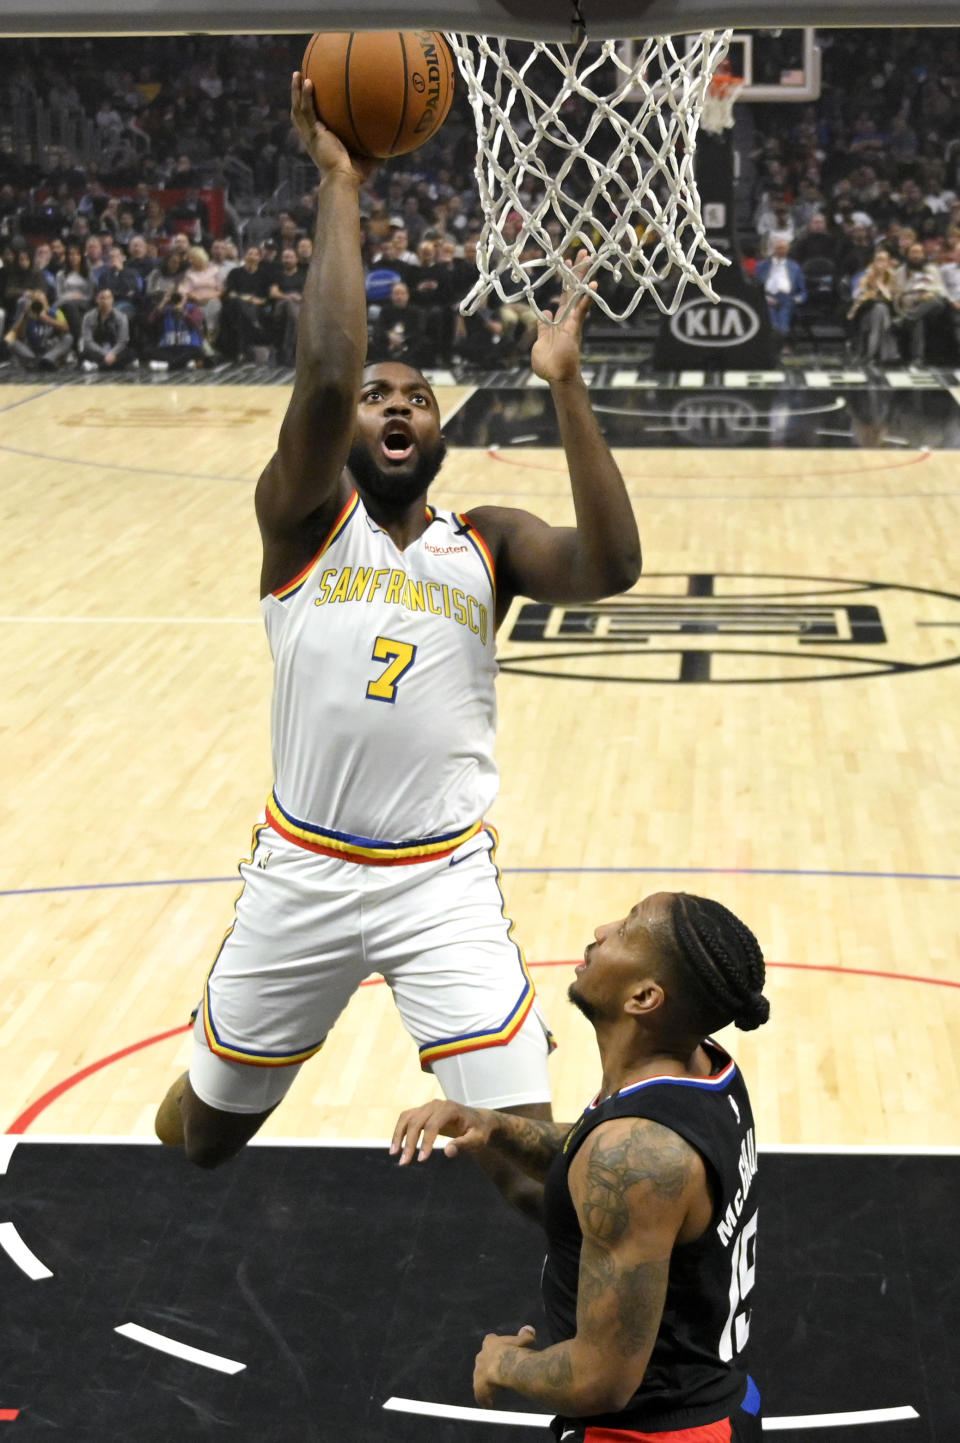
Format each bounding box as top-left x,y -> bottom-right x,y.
391,1099 -> 569,1182
472,1116 -> 699,1415
255,74 -> 376,590
469,253 -> 641,616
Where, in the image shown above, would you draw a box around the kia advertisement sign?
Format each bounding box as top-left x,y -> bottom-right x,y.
669,296 -> 761,347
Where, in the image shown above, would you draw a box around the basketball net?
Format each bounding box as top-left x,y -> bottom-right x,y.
446,30 -> 733,322
700,70 -> 745,135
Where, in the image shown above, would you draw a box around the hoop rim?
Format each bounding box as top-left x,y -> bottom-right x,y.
707,72 -> 745,93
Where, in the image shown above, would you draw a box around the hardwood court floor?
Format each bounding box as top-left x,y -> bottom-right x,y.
0,379 -> 957,1147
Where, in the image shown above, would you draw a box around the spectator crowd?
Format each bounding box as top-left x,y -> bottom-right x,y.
0,27 -> 959,372
746,29 -> 960,363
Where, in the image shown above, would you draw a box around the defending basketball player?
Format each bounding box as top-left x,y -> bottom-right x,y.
155,72 -> 641,1185
392,892 -> 769,1442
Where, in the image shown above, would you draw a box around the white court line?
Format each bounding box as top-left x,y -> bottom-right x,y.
438,384 -> 477,425
115,1322 -> 245,1374
759,1142 -> 960,1156
0,1221 -> 53,1279
0,1136 -> 18,1174
3,1134 -> 384,1148
383,1398 -> 919,1430
384,1398 -> 546,1427
0,616 -> 257,625
764,1408 -> 919,1430
8,1136 -> 960,1156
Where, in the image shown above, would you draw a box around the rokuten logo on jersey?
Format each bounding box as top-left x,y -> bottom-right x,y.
499,573 -> 960,685
314,564 -> 490,644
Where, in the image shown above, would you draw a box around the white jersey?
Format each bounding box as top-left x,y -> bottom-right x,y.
260,490 -> 499,863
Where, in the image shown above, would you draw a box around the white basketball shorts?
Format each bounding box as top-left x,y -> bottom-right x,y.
188,822 -> 554,1115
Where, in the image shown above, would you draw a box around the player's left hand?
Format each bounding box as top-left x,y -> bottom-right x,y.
473,1325 -> 537,1407
530,248 -> 596,385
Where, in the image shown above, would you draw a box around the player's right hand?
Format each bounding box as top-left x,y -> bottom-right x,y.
390,1100 -> 495,1165
290,72 -> 377,184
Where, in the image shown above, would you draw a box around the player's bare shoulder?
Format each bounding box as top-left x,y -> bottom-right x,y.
257,459 -> 355,599
463,503 -> 548,550
570,1116 -> 706,1245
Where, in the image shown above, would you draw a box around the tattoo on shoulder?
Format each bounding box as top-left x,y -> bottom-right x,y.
580,1120 -> 695,1244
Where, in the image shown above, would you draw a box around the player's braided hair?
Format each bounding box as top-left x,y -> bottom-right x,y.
670,894 -> 770,1032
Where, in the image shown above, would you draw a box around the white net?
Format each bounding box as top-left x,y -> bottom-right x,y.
446,30 -> 733,322
700,73 -> 745,135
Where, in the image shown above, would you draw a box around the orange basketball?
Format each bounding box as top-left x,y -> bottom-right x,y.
302,30 -> 455,159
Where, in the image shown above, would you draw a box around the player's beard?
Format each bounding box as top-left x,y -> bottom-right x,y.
347,435 -> 447,511
567,981 -> 601,1025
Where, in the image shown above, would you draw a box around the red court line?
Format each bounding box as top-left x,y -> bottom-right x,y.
486,447 -> 933,483
0,1411 -> 20,1421
7,1025 -> 188,1135
5,960 -> 957,1135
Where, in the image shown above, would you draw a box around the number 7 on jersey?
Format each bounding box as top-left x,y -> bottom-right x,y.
366,636 -> 417,703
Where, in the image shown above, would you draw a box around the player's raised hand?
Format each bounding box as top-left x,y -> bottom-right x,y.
290,72 -> 377,184
530,247 -> 597,385
390,1099 -> 495,1165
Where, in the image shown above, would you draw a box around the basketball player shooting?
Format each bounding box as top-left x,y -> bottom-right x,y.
155,71 -> 641,1200
393,892 -> 769,1441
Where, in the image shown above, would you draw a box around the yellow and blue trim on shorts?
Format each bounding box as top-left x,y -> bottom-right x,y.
202,984 -> 327,1067
418,825 -> 557,1071
264,789 -> 482,865
200,821 -> 329,1067
272,489 -> 360,601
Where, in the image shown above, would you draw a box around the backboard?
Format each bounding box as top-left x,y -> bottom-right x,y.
620,27 -> 821,104
698,27 -> 821,102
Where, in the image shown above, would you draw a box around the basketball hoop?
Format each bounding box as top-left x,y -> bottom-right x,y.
446,29 -> 734,323
700,71 -> 745,134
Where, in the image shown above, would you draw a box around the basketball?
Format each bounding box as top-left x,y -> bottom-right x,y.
301,30 -> 455,159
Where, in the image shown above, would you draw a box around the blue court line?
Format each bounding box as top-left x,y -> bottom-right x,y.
0,386 -> 61,415
1,863 -> 957,900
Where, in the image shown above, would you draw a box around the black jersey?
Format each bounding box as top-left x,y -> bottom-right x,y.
542,1041 -> 759,1434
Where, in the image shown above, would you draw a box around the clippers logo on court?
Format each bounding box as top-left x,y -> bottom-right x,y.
669,297 -> 761,347
667,396 -> 760,446
500,574 -> 960,685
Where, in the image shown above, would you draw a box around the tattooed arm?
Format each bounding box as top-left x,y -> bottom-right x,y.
473,1116 -> 706,1415
391,1099 -> 569,1182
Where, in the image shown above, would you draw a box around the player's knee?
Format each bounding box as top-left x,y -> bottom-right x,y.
181,1130 -> 244,1170
179,1093 -> 272,1169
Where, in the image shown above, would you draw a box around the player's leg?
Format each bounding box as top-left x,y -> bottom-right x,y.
154,1030 -> 299,1169
380,828 -> 554,1217
155,827 -> 364,1168
427,1010 -> 554,1218
155,1073 -> 282,1168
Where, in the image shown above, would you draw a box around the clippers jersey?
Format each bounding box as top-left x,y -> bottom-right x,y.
543,1042 -> 759,1434
260,490 -> 499,863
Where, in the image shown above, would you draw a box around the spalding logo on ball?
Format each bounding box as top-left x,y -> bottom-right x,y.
302,30 -> 455,159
